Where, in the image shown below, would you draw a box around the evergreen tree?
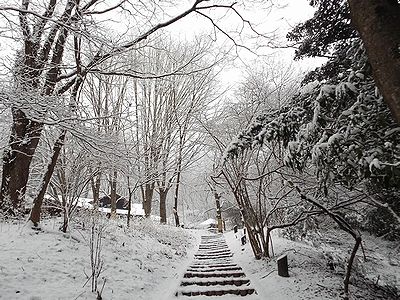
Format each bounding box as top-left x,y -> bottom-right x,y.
226,1 -> 400,239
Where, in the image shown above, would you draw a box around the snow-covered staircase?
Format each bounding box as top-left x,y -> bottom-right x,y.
175,233 -> 257,298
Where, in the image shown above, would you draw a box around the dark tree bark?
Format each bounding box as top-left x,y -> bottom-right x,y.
143,182 -> 155,217
127,175 -> 133,227
173,169 -> 181,227
241,208 -> 263,260
348,0 -> 400,123
29,69 -> 83,224
214,192 -> 223,233
159,188 -> 168,224
90,172 -> 101,210
0,110 -> 43,216
110,170 -> 117,217
343,237 -> 362,300
0,0 -> 76,216
30,130 -> 66,225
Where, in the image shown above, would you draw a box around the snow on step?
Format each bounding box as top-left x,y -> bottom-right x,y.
190,259 -> 234,265
198,247 -> 229,251
181,278 -> 250,286
195,252 -> 232,256
196,249 -> 231,254
199,244 -> 228,248
195,253 -> 232,258
176,285 -> 256,297
189,263 -> 239,269
198,248 -> 231,254
188,266 -> 242,272
184,271 -> 246,278
175,233 -> 257,298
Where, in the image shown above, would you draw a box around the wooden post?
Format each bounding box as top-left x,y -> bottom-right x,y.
277,254 -> 289,277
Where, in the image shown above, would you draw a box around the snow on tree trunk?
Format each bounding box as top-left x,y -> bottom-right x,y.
30,130 -> 66,225
0,110 -> 43,216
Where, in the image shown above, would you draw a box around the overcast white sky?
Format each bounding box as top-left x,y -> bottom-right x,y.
0,0 -> 326,82
163,0 -> 326,90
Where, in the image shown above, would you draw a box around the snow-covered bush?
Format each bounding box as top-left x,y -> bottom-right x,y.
226,38 -> 400,239
365,191 -> 400,241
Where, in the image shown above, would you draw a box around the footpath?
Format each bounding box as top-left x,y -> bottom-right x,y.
175,231 -> 259,299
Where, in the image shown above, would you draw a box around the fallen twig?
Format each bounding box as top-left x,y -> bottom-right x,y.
261,269 -> 276,278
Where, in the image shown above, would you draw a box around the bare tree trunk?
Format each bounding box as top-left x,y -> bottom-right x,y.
159,189 -> 168,224
126,175 -> 132,227
343,236 -> 362,300
91,169 -> 101,210
214,192 -> 223,233
110,170 -> 117,218
296,188 -> 362,299
30,130 -> 66,226
259,227 -> 269,258
0,110 -> 43,216
143,182 -> 154,218
265,228 -> 272,258
242,212 -> 263,260
348,0 -> 400,123
61,194 -> 69,233
0,0 -> 76,216
173,170 -> 181,227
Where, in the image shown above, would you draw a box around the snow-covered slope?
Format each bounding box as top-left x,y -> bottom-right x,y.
225,229 -> 399,300
1,219 -> 398,300
0,217 -> 195,300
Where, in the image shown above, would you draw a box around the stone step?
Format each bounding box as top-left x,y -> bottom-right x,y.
198,246 -> 228,250
191,260 -> 234,266
197,249 -> 229,253
200,235 -> 222,238
176,286 -> 256,297
189,263 -> 238,269
198,246 -> 229,250
199,242 -> 227,246
190,261 -> 236,267
199,240 -> 225,243
175,233 -> 257,298
194,256 -> 232,259
187,266 -> 242,272
184,271 -> 246,278
196,249 -> 231,254
195,252 -> 232,257
194,254 -> 233,260
180,278 -> 250,287
195,252 -> 232,256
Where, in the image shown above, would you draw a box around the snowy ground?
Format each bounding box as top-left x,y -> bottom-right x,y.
1,216 -> 398,300
0,215 -> 196,300
224,228 -> 400,300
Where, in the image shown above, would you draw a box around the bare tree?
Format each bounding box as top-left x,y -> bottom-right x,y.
129,37 -> 219,221
0,0 -> 267,217
48,137 -> 95,232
